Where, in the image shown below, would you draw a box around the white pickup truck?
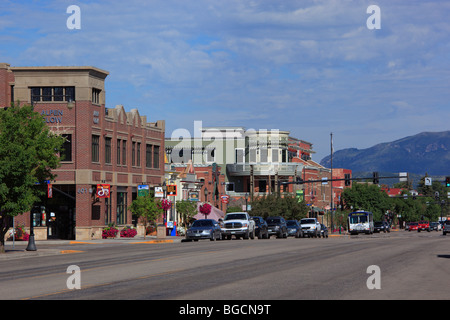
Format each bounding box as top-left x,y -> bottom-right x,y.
300,218 -> 322,238
221,212 -> 256,240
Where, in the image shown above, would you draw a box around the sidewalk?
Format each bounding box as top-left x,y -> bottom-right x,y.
0,235 -> 185,260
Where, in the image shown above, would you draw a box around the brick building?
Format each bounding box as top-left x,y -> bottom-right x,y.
0,63 -> 165,240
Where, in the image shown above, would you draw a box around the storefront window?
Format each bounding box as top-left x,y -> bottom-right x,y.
116,192 -> 127,225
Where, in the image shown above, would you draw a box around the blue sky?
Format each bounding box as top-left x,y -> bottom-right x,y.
1,0 -> 449,162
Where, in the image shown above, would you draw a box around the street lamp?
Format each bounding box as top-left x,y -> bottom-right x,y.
245,192 -> 248,212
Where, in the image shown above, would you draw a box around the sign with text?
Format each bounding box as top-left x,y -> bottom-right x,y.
166,185 -> 177,196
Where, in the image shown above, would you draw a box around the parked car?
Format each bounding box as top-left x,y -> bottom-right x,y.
430,222 -> 439,231
251,216 -> 269,239
405,222 -> 410,231
374,221 -> 390,233
266,216 -> 288,238
286,220 -> 302,238
442,221 -> 450,235
185,219 -> 221,241
408,222 -> 418,231
320,224 -> 329,238
418,220 -> 430,232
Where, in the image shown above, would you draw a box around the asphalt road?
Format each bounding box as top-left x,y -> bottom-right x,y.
1,230 -> 450,302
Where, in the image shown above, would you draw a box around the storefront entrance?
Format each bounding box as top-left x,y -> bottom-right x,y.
33,184 -> 76,240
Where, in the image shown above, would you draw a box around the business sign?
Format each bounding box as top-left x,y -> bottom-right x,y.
138,185 -> 150,197
96,184 -> 110,198
189,191 -> 199,201
166,185 -> 177,196
221,195 -> 230,204
154,186 -> 163,197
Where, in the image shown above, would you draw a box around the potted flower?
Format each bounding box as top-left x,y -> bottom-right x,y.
10,225 -> 29,241
120,226 -> 137,238
200,203 -> 212,219
160,199 -> 172,211
102,223 -> 119,239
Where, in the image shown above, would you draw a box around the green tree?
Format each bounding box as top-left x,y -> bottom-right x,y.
341,183 -> 391,220
249,194 -> 308,220
176,200 -> 198,230
128,194 -> 163,239
0,104 -> 65,253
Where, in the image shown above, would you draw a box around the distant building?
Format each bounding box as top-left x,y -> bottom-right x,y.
165,125 -> 352,216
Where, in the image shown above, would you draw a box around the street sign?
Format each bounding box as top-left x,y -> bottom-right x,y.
425,177 -> 432,186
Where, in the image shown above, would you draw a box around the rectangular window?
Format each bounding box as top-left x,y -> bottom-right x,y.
54,87 -> 64,101
61,134 -> 72,162
65,87 -> 75,102
105,137 -> 111,164
122,140 -> 127,165
29,86 -> 75,102
136,142 -> 141,167
31,87 -> 40,102
235,149 -> 244,163
146,144 -> 153,168
92,135 -> 100,162
116,192 -> 127,225
105,197 -> 112,225
42,87 -> 52,101
117,139 -> 121,165
153,145 -> 159,168
131,142 -> 136,166
92,88 -> 101,104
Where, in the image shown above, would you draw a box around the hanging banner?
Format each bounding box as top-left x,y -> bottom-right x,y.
138,185 -> 150,197
96,184 -> 110,198
48,184 -> 53,198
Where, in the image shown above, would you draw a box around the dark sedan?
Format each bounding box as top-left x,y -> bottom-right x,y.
251,216 -> 269,239
185,219 -> 221,241
286,220 -> 302,238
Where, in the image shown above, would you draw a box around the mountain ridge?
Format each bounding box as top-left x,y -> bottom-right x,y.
319,131 -> 450,176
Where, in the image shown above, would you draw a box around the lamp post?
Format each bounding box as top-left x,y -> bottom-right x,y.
245,192 -> 248,212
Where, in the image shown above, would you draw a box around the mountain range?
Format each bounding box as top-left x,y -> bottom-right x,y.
320,131 -> 450,176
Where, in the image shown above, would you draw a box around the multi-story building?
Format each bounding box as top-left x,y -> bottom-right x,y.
166,125 -> 352,218
0,63 -> 165,240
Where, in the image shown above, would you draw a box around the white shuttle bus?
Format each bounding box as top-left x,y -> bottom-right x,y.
348,211 -> 374,235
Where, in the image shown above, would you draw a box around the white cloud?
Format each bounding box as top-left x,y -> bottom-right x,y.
1,0 -> 449,161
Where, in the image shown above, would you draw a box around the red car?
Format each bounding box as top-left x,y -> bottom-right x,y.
418,220 -> 430,232
408,222 -> 418,231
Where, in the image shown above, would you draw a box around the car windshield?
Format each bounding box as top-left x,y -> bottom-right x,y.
266,218 -> 281,224
286,221 -> 297,226
374,222 -> 383,226
410,222 -> 418,225
225,213 -> 247,220
192,220 -> 214,227
301,219 -> 316,224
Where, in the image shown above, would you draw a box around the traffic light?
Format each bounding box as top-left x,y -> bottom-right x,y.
435,191 -> 440,201
344,173 -> 351,186
446,176 -> 450,187
373,172 -> 379,184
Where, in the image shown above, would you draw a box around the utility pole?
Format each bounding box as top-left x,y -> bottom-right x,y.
330,132 -> 334,233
